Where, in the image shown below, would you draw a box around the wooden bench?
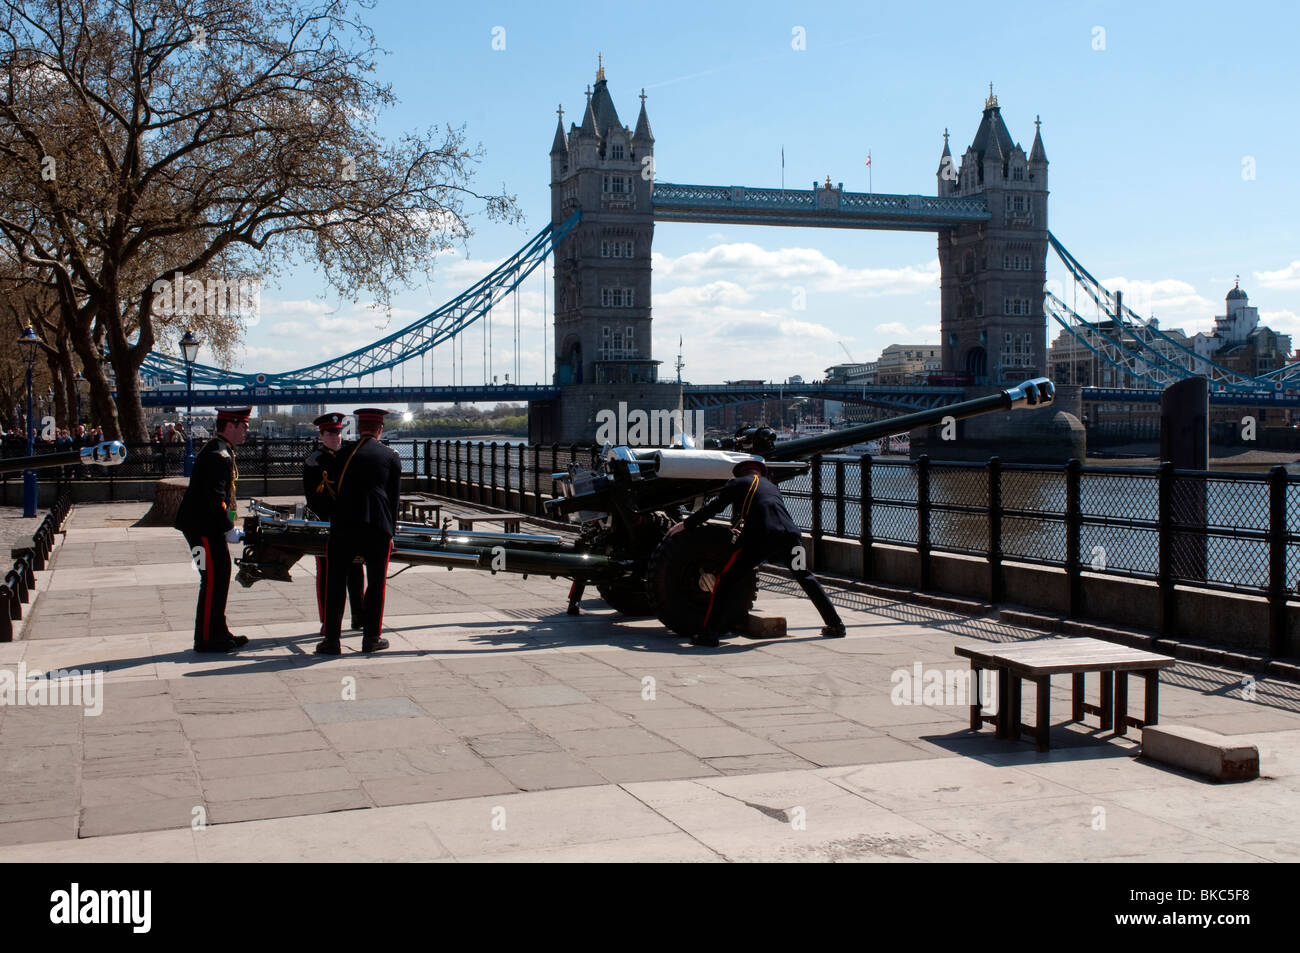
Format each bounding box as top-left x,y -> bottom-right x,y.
456,516 -> 522,534
954,638 -> 1176,751
408,501 -> 441,525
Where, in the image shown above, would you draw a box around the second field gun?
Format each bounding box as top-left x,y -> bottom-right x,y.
236,378 -> 1054,637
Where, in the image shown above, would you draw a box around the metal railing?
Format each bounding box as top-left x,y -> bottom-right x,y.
427,440 -> 1299,654
0,489 -> 71,641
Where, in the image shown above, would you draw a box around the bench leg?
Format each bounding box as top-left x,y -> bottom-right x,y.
1099,671 -> 1113,731
1036,675 -> 1051,751
970,665 -> 984,731
996,669 -> 1011,739
1009,675 -> 1022,741
1071,672 -> 1084,722
1144,670 -> 1160,728
1114,671 -> 1129,736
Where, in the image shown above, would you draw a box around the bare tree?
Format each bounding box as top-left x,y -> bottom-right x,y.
0,0 -> 519,440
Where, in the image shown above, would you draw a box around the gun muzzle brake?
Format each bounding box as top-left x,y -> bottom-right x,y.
1003,377 -> 1056,410
80,441 -> 127,466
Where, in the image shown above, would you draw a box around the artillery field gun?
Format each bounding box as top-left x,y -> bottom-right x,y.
0,441 -> 127,475
236,379 -> 1054,638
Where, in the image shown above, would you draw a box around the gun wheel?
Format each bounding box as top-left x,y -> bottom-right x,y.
647,524 -> 756,637
579,514 -> 669,617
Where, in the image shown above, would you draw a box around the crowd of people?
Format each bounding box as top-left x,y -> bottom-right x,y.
0,422 -> 107,455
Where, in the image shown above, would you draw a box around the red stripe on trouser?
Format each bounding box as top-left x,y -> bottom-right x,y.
701,548 -> 741,630
201,538 -> 214,643
315,555 -> 327,623
375,542 -> 392,637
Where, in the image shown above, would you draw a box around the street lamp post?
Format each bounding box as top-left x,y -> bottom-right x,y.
180,330 -> 201,477
17,327 -> 40,517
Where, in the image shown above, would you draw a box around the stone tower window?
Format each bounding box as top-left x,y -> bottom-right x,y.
611,143 -> 624,160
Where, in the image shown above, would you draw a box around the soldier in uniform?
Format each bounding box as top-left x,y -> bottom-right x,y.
174,406 -> 252,653
318,408 -> 401,655
302,412 -> 365,632
667,458 -> 846,647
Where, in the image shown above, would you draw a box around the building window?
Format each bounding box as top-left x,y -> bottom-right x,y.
601,288 -> 635,308
611,143 -> 624,160
1012,166 -> 1024,181
602,175 -> 629,194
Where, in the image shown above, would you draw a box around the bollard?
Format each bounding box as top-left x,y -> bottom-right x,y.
6,568 -> 27,606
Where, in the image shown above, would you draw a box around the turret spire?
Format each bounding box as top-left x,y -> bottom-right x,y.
633,87 -> 654,143
1029,114 -> 1047,164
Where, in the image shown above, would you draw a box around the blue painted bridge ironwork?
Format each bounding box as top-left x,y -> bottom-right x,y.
141,384 -> 562,409
684,382 -> 966,412
652,182 -> 991,231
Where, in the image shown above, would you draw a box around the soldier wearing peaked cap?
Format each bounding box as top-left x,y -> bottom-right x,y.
666,457 -> 846,647
303,412 -> 365,633
319,408 -> 401,655
174,407 -> 252,653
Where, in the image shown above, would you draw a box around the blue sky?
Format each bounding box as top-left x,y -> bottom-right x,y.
235,0 -> 1300,391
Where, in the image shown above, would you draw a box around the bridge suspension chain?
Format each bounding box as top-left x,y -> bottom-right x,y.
141,211 -> 580,390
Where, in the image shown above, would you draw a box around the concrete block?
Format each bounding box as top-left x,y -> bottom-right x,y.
744,614 -> 786,639
1141,724 -> 1259,781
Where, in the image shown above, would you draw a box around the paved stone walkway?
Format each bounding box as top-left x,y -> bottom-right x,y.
1,499 -> 1298,861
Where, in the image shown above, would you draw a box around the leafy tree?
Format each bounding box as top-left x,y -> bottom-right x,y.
0,0 -> 518,440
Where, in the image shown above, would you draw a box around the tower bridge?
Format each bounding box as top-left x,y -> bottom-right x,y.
142,65 -> 1294,452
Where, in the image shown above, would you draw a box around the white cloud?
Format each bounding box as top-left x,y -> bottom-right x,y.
778,319 -> 837,341
1255,262 -> 1300,290
655,281 -> 755,309
1100,277 -> 1213,319
653,243 -> 938,295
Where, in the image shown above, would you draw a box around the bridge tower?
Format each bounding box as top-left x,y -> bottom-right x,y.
550,60 -> 657,386
535,60 -> 681,444
937,87 -> 1049,385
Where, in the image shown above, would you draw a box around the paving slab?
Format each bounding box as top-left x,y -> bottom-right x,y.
0,498 -> 1293,861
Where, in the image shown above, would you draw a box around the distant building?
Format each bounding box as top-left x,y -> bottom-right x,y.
1194,281 -> 1290,378
877,345 -> 940,385
1055,281 -> 1297,434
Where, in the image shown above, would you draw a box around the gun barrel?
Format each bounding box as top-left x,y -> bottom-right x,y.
0,440 -> 127,476
765,378 -> 1055,461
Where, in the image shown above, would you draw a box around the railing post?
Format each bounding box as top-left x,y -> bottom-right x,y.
550,443 -> 560,514
859,454 -> 873,581
477,441 -> 486,505
917,454 -> 931,591
489,442 -> 498,508
1268,466 -> 1288,657
1065,458 -> 1082,618
1157,461 -> 1175,637
424,440 -> 432,492
0,587 -> 11,642
533,444 -> 542,516
987,456 -> 1003,604
455,441 -> 462,499
834,459 -> 845,539
810,453 -> 823,569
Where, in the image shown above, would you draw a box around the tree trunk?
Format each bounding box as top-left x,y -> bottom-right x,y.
58,335 -> 79,431
44,351 -> 68,430
67,315 -> 122,440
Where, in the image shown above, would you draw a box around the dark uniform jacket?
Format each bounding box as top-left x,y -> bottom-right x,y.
331,436 -> 401,538
303,445 -> 339,519
684,472 -> 799,545
174,437 -> 238,537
